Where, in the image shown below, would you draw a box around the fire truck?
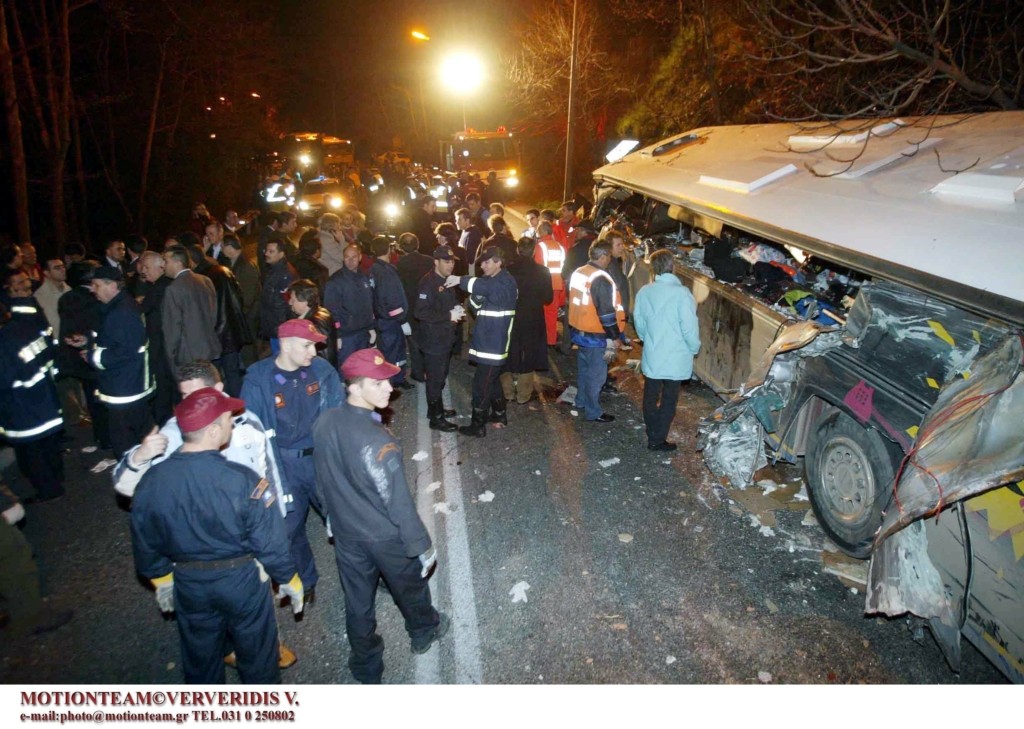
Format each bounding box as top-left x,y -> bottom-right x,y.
440,127 -> 522,195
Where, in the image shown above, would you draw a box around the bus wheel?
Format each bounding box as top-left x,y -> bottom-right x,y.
805,411 -> 895,559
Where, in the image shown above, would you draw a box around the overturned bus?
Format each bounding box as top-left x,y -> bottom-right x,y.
591,113 -> 1024,682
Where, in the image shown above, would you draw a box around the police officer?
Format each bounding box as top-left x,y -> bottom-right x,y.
0,295 -> 65,503
414,246 -> 464,431
313,349 -> 448,684
324,244 -> 375,366
66,265 -> 154,458
130,387 -> 303,684
368,236 -> 412,389
241,319 -> 344,608
445,246 -> 518,437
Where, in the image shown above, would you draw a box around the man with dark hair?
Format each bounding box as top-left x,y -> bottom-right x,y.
477,215 -> 517,271
368,236 -> 411,389
567,240 -> 625,423
59,261 -> 108,447
414,246 -> 463,431
324,244 -> 375,367
396,233 -> 433,382
446,246 -> 517,437
313,349 -> 448,684
67,266 -> 155,456
560,219 -> 599,354
256,213 -> 281,279
130,387 -> 303,684
407,195 -> 438,255
260,240 -> 298,354
161,246 -> 221,372
287,279 -> 338,367
464,192 -> 488,237
242,320 -> 344,609
294,231 -> 329,298
137,252 -> 174,423
100,238 -> 132,279
0,288 -> 65,503
523,209 -> 541,239
221,235 -> 260,366
63,242 -> 86,267
553,200 -> 580,252
455,207 -> 483,265
202,220 -> 230,267
503,237 -> 552,405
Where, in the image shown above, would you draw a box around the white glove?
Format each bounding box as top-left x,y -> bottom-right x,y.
368,329 -> 378,345
279,573 -> 305,615
151,575 -> 175,614
603,339 -> 618,363
255,559 -> 269,583
444,275 -> 461,289
418,547 -> 437,578
2,503 -> 26,525
401,322 -> 412,336
450,305 -> 466,322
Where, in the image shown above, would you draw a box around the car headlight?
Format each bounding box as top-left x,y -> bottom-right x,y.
330,197 -> 343,208
504,177 -> 519,188
385,203 -> 399,217
298,200 -> 310,211
368,184 -> 379,192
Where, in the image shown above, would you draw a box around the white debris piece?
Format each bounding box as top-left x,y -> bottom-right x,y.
618,533 -> 634,543
90,458 -> 117,474
801,511 -> 818,527
570,410 -> 579,417
425,481 -> 442,493
433,502 -> 453,515
665,656 -> 677,665
757,479 -> 779,495
81,446 -> 98,453
411,450 -> 429,461
759,525 -> 776,538
758,671 -> 773,684
599,457 -> 620,469
747,514 -> 762,529
478,490 -> 495,503
509,581 -> 531,603
694,526 -> 704,533
534,470 -> 542,475
793,484 -> 809,502
558,385 -> 578,404
634,477 -> 641,481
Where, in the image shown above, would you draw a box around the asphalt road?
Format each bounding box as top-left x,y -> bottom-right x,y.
0,345 -> 1007,685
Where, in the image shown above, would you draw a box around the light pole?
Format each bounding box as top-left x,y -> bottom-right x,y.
440,52 -> 484,132
563,0 -> 579,201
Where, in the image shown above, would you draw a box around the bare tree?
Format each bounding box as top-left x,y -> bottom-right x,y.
0,0 -> 30,241
748,0 -> 1024,119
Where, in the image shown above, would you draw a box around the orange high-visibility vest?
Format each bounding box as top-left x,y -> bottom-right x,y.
533,237 -> 566,290
568,264 -> 625,334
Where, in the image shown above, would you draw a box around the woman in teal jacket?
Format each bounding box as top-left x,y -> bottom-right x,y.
632,250 -> 701,451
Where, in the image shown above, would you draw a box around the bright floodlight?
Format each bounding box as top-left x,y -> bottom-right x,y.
411,30 -> 430,41
440,52 -> 484,95
605,140 -> 640,163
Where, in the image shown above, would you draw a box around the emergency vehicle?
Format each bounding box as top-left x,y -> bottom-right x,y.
440,128 -> 522,194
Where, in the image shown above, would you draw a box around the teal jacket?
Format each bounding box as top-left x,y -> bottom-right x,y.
633,273 -> 701,381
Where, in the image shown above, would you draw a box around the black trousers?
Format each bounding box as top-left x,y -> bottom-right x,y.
642,377 -> 682,445
214,350 -> 244,398
333,538 -> 439,684
470,363 -> 502,409
151,356 -> 176,425
14,430 -> 65,500
407,329 -> 425,380
423,349 -> 452,402
107,400 -> 154,459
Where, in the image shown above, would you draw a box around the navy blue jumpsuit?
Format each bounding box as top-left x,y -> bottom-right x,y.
130,451 -> 296,684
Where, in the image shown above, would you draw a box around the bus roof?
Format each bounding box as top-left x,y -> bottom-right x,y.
593,112 -> 1024,326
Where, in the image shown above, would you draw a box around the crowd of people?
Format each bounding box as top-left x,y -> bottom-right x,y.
0,189 -> 701,683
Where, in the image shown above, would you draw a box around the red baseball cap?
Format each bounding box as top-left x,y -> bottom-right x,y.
341,348 -> 401,380
175,387 -> 245,433
277,318 -> 327,343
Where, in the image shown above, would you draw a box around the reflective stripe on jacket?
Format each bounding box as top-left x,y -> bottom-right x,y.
460,269 -> 518,365
568,264 -> 625,335
534,237 -> 565,290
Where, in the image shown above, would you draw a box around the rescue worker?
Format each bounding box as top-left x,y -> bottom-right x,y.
313,349 -> 449,684
396,233 -> 433,382
414,246 -> 465,431
0,296 -> 65,503
567,240 -> 625,423
368,236 -> 412,389
241,319 -> 344,609
534,220 -> 566,346
445,246 -> 517,436
130,387 -> 303,684
552,200 -> 579,252
67,266 -> 154,458
324,244 -> 375,367
112,359 -> 298,670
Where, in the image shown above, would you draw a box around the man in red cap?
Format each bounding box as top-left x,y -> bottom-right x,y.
130,387 -> 303,684
241,319 -> 343,609
313,348 -> 448,683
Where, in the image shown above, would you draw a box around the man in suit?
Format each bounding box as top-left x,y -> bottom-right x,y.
161,246 -> 221,374
221,235 -> 260,367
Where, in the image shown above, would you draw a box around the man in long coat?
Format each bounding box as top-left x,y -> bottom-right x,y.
502,238 -> 552,404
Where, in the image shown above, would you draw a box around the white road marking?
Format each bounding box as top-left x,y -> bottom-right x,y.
413,385 -> 441,684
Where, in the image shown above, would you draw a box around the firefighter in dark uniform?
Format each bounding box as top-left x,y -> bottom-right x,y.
0,296 -> 65,502
414,246 -> 464,431
445,246 -> 518,437
313,349 -> 448,684
324,244 -> 376,367
368,236 -> 413,389
241,319 -> 344,606
130,387 -> 303,684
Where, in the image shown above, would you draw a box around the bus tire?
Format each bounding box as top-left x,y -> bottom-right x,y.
805,411 -> 895,559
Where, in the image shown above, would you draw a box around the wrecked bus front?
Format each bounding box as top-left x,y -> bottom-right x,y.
593,113 -> 1024,682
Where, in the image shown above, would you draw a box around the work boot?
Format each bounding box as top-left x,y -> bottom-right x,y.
458,407 -> 489,437
488,398 -> 508,426
427,399 -> 457,432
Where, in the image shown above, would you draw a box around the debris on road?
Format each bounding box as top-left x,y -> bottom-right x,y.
509,581 -> 531,603
618,533 -> 634,543
758,670 -> 773,683
599,457 -> 621,468
821,550 -> 869,590
666,655 -> 677,665
478,490 -> 495,503
433,502 -> 453,515
558,385 -> 577,404
801,510 -> 818,526
412,450 -> 428,461
425,481 -> 442,493
81,446 -> 97,453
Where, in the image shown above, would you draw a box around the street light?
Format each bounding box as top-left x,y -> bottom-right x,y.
440,52 -> 484,132
411,30 -> 430,41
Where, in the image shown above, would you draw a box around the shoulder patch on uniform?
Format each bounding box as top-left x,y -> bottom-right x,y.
250,479 -> 269,500
274,392 -> 285,408
306,381 -> 320,396
376,442 -> 400,462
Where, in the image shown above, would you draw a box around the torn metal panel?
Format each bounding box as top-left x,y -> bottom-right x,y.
697,404 -> 769,488
875,334 -> 1024,544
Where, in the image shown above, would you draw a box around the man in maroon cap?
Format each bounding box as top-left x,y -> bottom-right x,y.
241,319 -> 343,609
313,348 -> 448,683
130,387 -> 303,684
